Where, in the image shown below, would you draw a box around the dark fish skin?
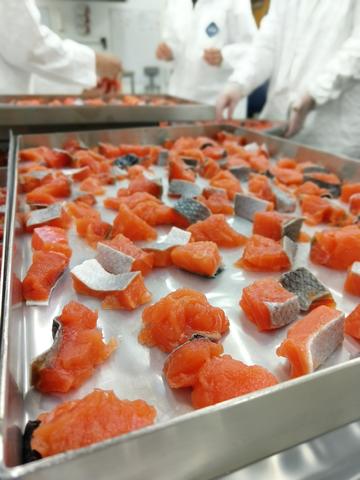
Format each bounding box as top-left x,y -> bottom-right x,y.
158,150 -> 169,166
280,267 -> 333,311
114,154 -> 139,169
181,157 -> 199,169
234,193 -> 270,221
229,166 -> 251,182
303,175 -> 341,198
302,165 -> 329,174
22,420 -> 42,463
174,198 -> 211,224
168,180 -> 201,198
283,218 -> 304,242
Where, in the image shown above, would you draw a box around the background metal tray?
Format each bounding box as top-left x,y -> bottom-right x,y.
0,95 -> 215,137
1,126 -> 360,480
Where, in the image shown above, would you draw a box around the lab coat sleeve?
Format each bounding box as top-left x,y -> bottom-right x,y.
228,0 -> 280,95
0,0 -> 96,88
307,3 -> 360,105
221,0 -> 257,71
161,0 -> 182,61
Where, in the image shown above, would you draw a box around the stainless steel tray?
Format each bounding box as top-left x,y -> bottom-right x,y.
1,126 -> 360,480
0,95 -> 215,133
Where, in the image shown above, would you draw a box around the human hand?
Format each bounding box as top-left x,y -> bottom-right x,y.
285,93 -> 316,138
203,48 -> 223,67
95,52 -> 122,80
216,82 -> 244,120
156,42 -> 174,61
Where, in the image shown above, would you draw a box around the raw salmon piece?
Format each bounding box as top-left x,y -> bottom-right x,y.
235,235 -> 292,272
66,201 -> 100,220
209,171 -> 241,200
111,204 -> 157,242
177,148 -> 205,165
201,146 -> 226,161
349,193 -> 360,215
248,153 -> 270,173
200,159 -> 221,179
32,226 -> 72,259
169,158 -> 196,183
73,150 -> 107,174
31,302 -> 117,393
240,278 -> 300,331
98,143 -> 123,158
344,262 -> 360,296
76,218 -> 111,248
28,389 -> 156,458
72,271 -> 151,310
308,172 -> 341,186
202,189 -> 234,215
19,147 -> 71,168
276,158 -> 297,169
163,336 -> 224,388
74,193 -> 96,206
127,165 -> 147,179
79,176 -> 105,196
191,355 -> 278,408
115,192 -> 161,209
20,169 -> 53,193
103,197 -> 123,211
102,234 -> 154,276
131,202 -> 175,227
276,306 -> 344,378
295,181 -> 329,197
171,241 -> 222,277
26,176 -> 71,205
300,194 -> 331,225
341,183 -> 360,203
344,305 -> 360,339
23,251 -> 69,301
310,225 -> 360,270
253,211 -> 303,242
139,289 -> 229,352
117,173 -> 162,198
71,166 -> 91,182
248,174 -> 275,203
187,214 -> 246,248
270,166 -> 303,186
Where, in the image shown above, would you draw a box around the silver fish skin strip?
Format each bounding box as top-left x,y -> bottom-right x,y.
168,180 -> 201,198
71,259 -> 139,292
26,203 -> 62,227
145,227 -> 191,252
96,243 -> 134,275
271,184 -> 296,213
282,217 -> 304,242
234,193 -> 270,221
264,296 -> 300,328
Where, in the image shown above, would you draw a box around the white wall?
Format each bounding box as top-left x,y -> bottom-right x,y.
34,0 -> 169,94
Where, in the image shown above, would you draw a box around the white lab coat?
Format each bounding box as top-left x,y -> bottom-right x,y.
0,0 -> 96,94
229,0 -> 360,159
162,0 -> 256,115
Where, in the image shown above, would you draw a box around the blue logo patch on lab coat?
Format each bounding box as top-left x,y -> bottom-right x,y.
206,22 -> 219,37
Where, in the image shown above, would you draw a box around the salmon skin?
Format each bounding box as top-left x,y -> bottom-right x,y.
277,306 -> 344,378
168,180 -> 201,198
173,198 -> 211,225
157,150 -> 169,166
26,203 -> 62,228
229,166 -> 251,181
114,154 -> 139,169
280,267 -> 334,311
301,165 -> 329,175
304,174 -> 341,197
145,227 -> 191,251
271,184 -> 296,213
234,193 -> 272,221
96,243 -> 134,275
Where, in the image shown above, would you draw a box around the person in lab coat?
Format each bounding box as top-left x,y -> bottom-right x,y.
156,0 -> 256,116
216,0 -> 360,158
0,0 -> 122,94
